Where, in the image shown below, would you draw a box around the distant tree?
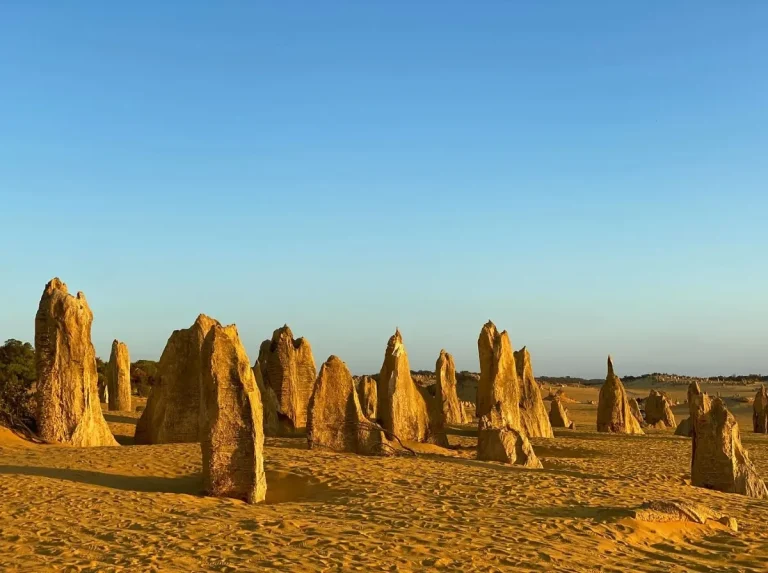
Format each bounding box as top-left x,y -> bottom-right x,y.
0,339 -> 37,431
95,356 -> 107,396
131,360 -> 158,397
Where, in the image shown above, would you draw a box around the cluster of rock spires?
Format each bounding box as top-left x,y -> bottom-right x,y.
28,277 -> 768,504
475,321 -> 548,468
644,389 -> 676,428
623,390 -> 676,430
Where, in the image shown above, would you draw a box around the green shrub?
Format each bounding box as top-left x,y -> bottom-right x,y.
0,339 -> 37,431
131,360 -> 158,397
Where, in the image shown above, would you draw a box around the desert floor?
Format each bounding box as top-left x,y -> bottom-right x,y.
1,382 -> 768,572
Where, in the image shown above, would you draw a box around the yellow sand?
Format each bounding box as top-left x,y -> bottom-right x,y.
1,387 -> 767,572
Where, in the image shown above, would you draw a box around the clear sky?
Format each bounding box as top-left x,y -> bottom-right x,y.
1,2 -> 766,378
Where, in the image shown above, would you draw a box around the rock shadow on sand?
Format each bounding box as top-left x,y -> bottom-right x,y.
264,470 -> 353,505
265,437 -> 310,450
0,465 -> 355,505
525,504 -> 625,520
103,413 -> 138,425
420,454 -> 608,480
113,434 -> 135,446
445,425 -> 478,438
0,465 -> 201,494
532,443 -> 604,459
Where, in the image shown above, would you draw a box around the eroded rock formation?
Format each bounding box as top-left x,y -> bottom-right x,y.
753,385 -> 768,434
596,356 -> 643,435
691,397 -> 767,498
645,389 -> 676,428
307,356 -> 385,454
513,347 -> 553,438
201,323 -> 266,504
476,321 -> 521,428
107,340 -> 131,412
419,383 -> 449,448
477,412 -> 542,468
134,314 -> 219,444
549,395 -> 575,429
377,329 -> 446,445
675,381 -> 711,438
674,417 -> 692,437
356,375 -> 377,421
435,350 -> 470,425
628,397 -> 645,427
257,326 -> 316,432
34,278 -> 117,446
253,360 -> 279,437
632,500 -> 737,532
476,321 -> 542,466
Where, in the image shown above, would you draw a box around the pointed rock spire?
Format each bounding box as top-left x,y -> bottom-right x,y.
596,356 -> 643,435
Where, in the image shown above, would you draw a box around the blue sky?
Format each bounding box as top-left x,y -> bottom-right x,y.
1,2 -> 766,377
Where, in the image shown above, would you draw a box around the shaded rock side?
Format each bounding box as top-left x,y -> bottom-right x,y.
107,340 -> 131,411
356,375 -> 377,421
691,397 -> 767,498
645,389 -> 676,428
675,381 -> 711,438
418,383 -> 449,448
477,412 -> 542,468
688,381 -> 711,438
257,326 -> 316,432
307,356 -> 386,454
253,360 -> 279,437
134,314 -> 220,444
674,417 -> 693,437
513,347 -> 553,438
377,329 -> 443,444
476,321 -> 522,430
628,397 -> 644,426
688,381 -> 710,418
201,323 -> 266,504
435,350 -> 470,425
34,278 -> 118,446
753,385 -> 768,434
549,396 -> 575,429
596,356 -> 644,435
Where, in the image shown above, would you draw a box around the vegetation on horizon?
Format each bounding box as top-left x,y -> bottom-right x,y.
0,339 -> 161,434
0,339 -> 37,432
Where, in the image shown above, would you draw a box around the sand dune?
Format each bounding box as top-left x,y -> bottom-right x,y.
1,392 -> 767,572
